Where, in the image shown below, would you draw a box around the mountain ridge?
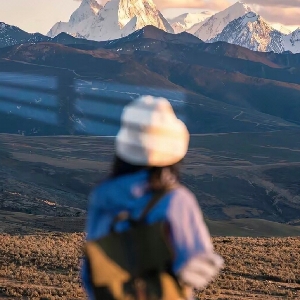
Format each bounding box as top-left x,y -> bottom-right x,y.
189,2 -> 252,40
2,0 -> 300,53
2,27 -> 300,130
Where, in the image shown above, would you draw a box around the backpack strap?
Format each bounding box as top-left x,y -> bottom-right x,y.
138,190 -> 167,222
139,184 -> 178,222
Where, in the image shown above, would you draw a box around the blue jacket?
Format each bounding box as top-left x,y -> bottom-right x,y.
81,170 -> 221,299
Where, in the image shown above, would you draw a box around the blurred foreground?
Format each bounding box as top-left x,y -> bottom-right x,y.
1,234 -> 299,299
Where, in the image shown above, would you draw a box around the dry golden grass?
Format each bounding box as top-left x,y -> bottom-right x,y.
0,234 -> 299,299
198,237 -> 300,299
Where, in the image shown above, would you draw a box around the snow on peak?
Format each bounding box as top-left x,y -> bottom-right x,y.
206,10 -> 300,53
241,12 -> 258,25
48,0 -> 173,41
210,13 -> 284,53
48,0 -> 103,38
169,12 -> 212,33
69,0 -> 102,24
186,2 -> 300,53
118,0 -> 173,32
231,1 -> 250,10
190,1 -> 252,41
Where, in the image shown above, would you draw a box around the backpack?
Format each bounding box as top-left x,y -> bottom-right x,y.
85,189 -> 188,300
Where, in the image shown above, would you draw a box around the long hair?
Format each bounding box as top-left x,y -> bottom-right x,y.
110,155 -> 181,191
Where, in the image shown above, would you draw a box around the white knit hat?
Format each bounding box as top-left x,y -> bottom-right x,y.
115,95 -> 190,167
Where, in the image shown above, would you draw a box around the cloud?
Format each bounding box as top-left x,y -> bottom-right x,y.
157,0 -> 230,10
241,0 -> 300,26
73,0 -> 300,27
256,6 -> 300,26
157,0 -> 300,27
245,0 -> 300,8
90,0 -> 230,10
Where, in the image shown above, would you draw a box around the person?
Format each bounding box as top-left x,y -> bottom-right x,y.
81,95 -> 224,300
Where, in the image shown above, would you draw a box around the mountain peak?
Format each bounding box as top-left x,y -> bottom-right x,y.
118,0 -> 173,32
49,0 -> 173,41
69,0 -> 102,24
210,11 -> 284,53
234,1 -> 245,4
225,1 -> 252,14
81,0 -> 102,10
191,1 -> 252,41
232,1 -> 248,7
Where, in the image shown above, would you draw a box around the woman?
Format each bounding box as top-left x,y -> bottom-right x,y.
82,95 -> 223,299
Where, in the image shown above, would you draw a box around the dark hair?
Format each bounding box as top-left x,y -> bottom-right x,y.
110,155 -> 181,191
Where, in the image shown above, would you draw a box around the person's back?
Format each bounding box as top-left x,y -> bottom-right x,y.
82,96 -> 223,300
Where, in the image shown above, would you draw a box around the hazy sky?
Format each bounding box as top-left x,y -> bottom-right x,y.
0,0 -> 298,34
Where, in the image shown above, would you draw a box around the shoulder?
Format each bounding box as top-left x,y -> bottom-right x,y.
171,185 -> 199,205
168,185 -> 201,213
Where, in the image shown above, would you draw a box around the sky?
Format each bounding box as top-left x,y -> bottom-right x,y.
0,0 -> 298,34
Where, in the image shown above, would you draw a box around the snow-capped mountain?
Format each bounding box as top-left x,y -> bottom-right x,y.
184,1 -> 300,53
209,12 -> 300,53
48,0 -> 102,38
0,22 -> 49,48
168,12 -> 212,34
48,0 -> 173,41
189,1 -> 252,41
210,12 -> 284,53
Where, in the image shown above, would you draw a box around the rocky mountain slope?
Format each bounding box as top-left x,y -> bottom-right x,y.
189,1 -> 252,40
209,12 -> 300,53
210,12 -> 283,53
